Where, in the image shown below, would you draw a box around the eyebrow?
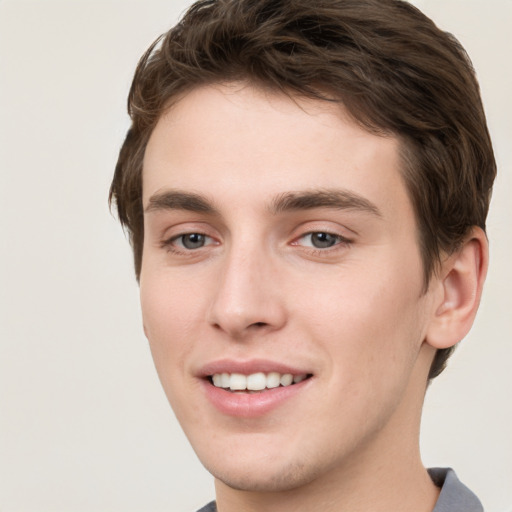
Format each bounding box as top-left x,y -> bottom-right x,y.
145,188 -> 381,218
145,190 -> 219,215
269,189 -> 382,217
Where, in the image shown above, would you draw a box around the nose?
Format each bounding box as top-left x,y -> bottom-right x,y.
207,241 -> 287,340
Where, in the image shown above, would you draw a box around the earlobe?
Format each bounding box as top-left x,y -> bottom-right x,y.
425,227 -> 488,350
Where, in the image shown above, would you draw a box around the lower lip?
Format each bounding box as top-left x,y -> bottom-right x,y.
201,378 -> 311,418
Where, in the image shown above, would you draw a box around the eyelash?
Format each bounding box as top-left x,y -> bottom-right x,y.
161,230 -> 352,257
161,233 -> 216,255
293,231 -> 352,252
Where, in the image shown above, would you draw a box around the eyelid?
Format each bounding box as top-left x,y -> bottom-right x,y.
159,223 -> 221,255
171,233 -> 216,249
158,220 -> 216,241
289,219 -> 354,241
287,222 -> 355,260
292,231 -> 351,247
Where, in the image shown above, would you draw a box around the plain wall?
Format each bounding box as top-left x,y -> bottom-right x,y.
0,1 -> 510,511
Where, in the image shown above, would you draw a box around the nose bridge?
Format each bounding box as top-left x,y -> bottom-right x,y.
208,234 -> 286,338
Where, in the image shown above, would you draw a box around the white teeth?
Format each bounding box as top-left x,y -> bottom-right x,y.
280,373 -> 293,386
211,371 -> 309,391
266,372 -> 281,389
229,373 -> 247,391
247,372 -> 266,391
220,373 -> 230,388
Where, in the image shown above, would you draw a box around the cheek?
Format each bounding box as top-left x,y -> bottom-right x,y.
139,273 -> 203,384
297,259 -> 426,378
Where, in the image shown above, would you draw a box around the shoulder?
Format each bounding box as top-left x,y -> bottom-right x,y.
195,470 -> 482,512
196,501 -> 217,512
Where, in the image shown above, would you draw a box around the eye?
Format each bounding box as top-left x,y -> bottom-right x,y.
172,233 -> 213,250
297,232 -> 349,249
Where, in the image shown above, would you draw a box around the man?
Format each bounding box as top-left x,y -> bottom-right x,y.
110,0 -> 496,510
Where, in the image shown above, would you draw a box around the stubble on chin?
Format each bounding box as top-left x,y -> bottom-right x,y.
210,458 -> 325,494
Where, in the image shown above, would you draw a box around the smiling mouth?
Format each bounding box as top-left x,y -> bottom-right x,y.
208,372 -> 312,393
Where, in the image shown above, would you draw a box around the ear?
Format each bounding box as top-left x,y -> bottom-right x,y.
425,227 -> 489,350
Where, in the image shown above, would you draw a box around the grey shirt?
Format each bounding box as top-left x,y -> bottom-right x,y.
428,468 -> 483,512
196,467 -> 483,512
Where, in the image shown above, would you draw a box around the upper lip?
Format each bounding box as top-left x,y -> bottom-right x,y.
198,358 -> 312,378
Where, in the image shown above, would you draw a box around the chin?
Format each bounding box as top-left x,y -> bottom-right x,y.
203,455 -> 323,493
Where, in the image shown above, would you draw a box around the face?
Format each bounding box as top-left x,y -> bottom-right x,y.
140,84 -> 438,493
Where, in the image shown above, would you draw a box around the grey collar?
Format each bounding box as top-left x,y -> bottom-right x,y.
429,467 -> 484,512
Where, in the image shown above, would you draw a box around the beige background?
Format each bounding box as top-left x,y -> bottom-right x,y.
0,1 -> 510,511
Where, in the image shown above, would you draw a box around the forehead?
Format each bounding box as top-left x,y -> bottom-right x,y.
142,83 -> 410,221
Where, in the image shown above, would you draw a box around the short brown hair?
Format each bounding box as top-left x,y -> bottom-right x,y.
109,0 -> 496,379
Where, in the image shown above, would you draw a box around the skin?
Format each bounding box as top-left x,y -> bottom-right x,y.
140,83 -> 487,512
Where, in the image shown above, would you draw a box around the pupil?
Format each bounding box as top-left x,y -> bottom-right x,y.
183,233 -> 205,249
312,232 -> 336,248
